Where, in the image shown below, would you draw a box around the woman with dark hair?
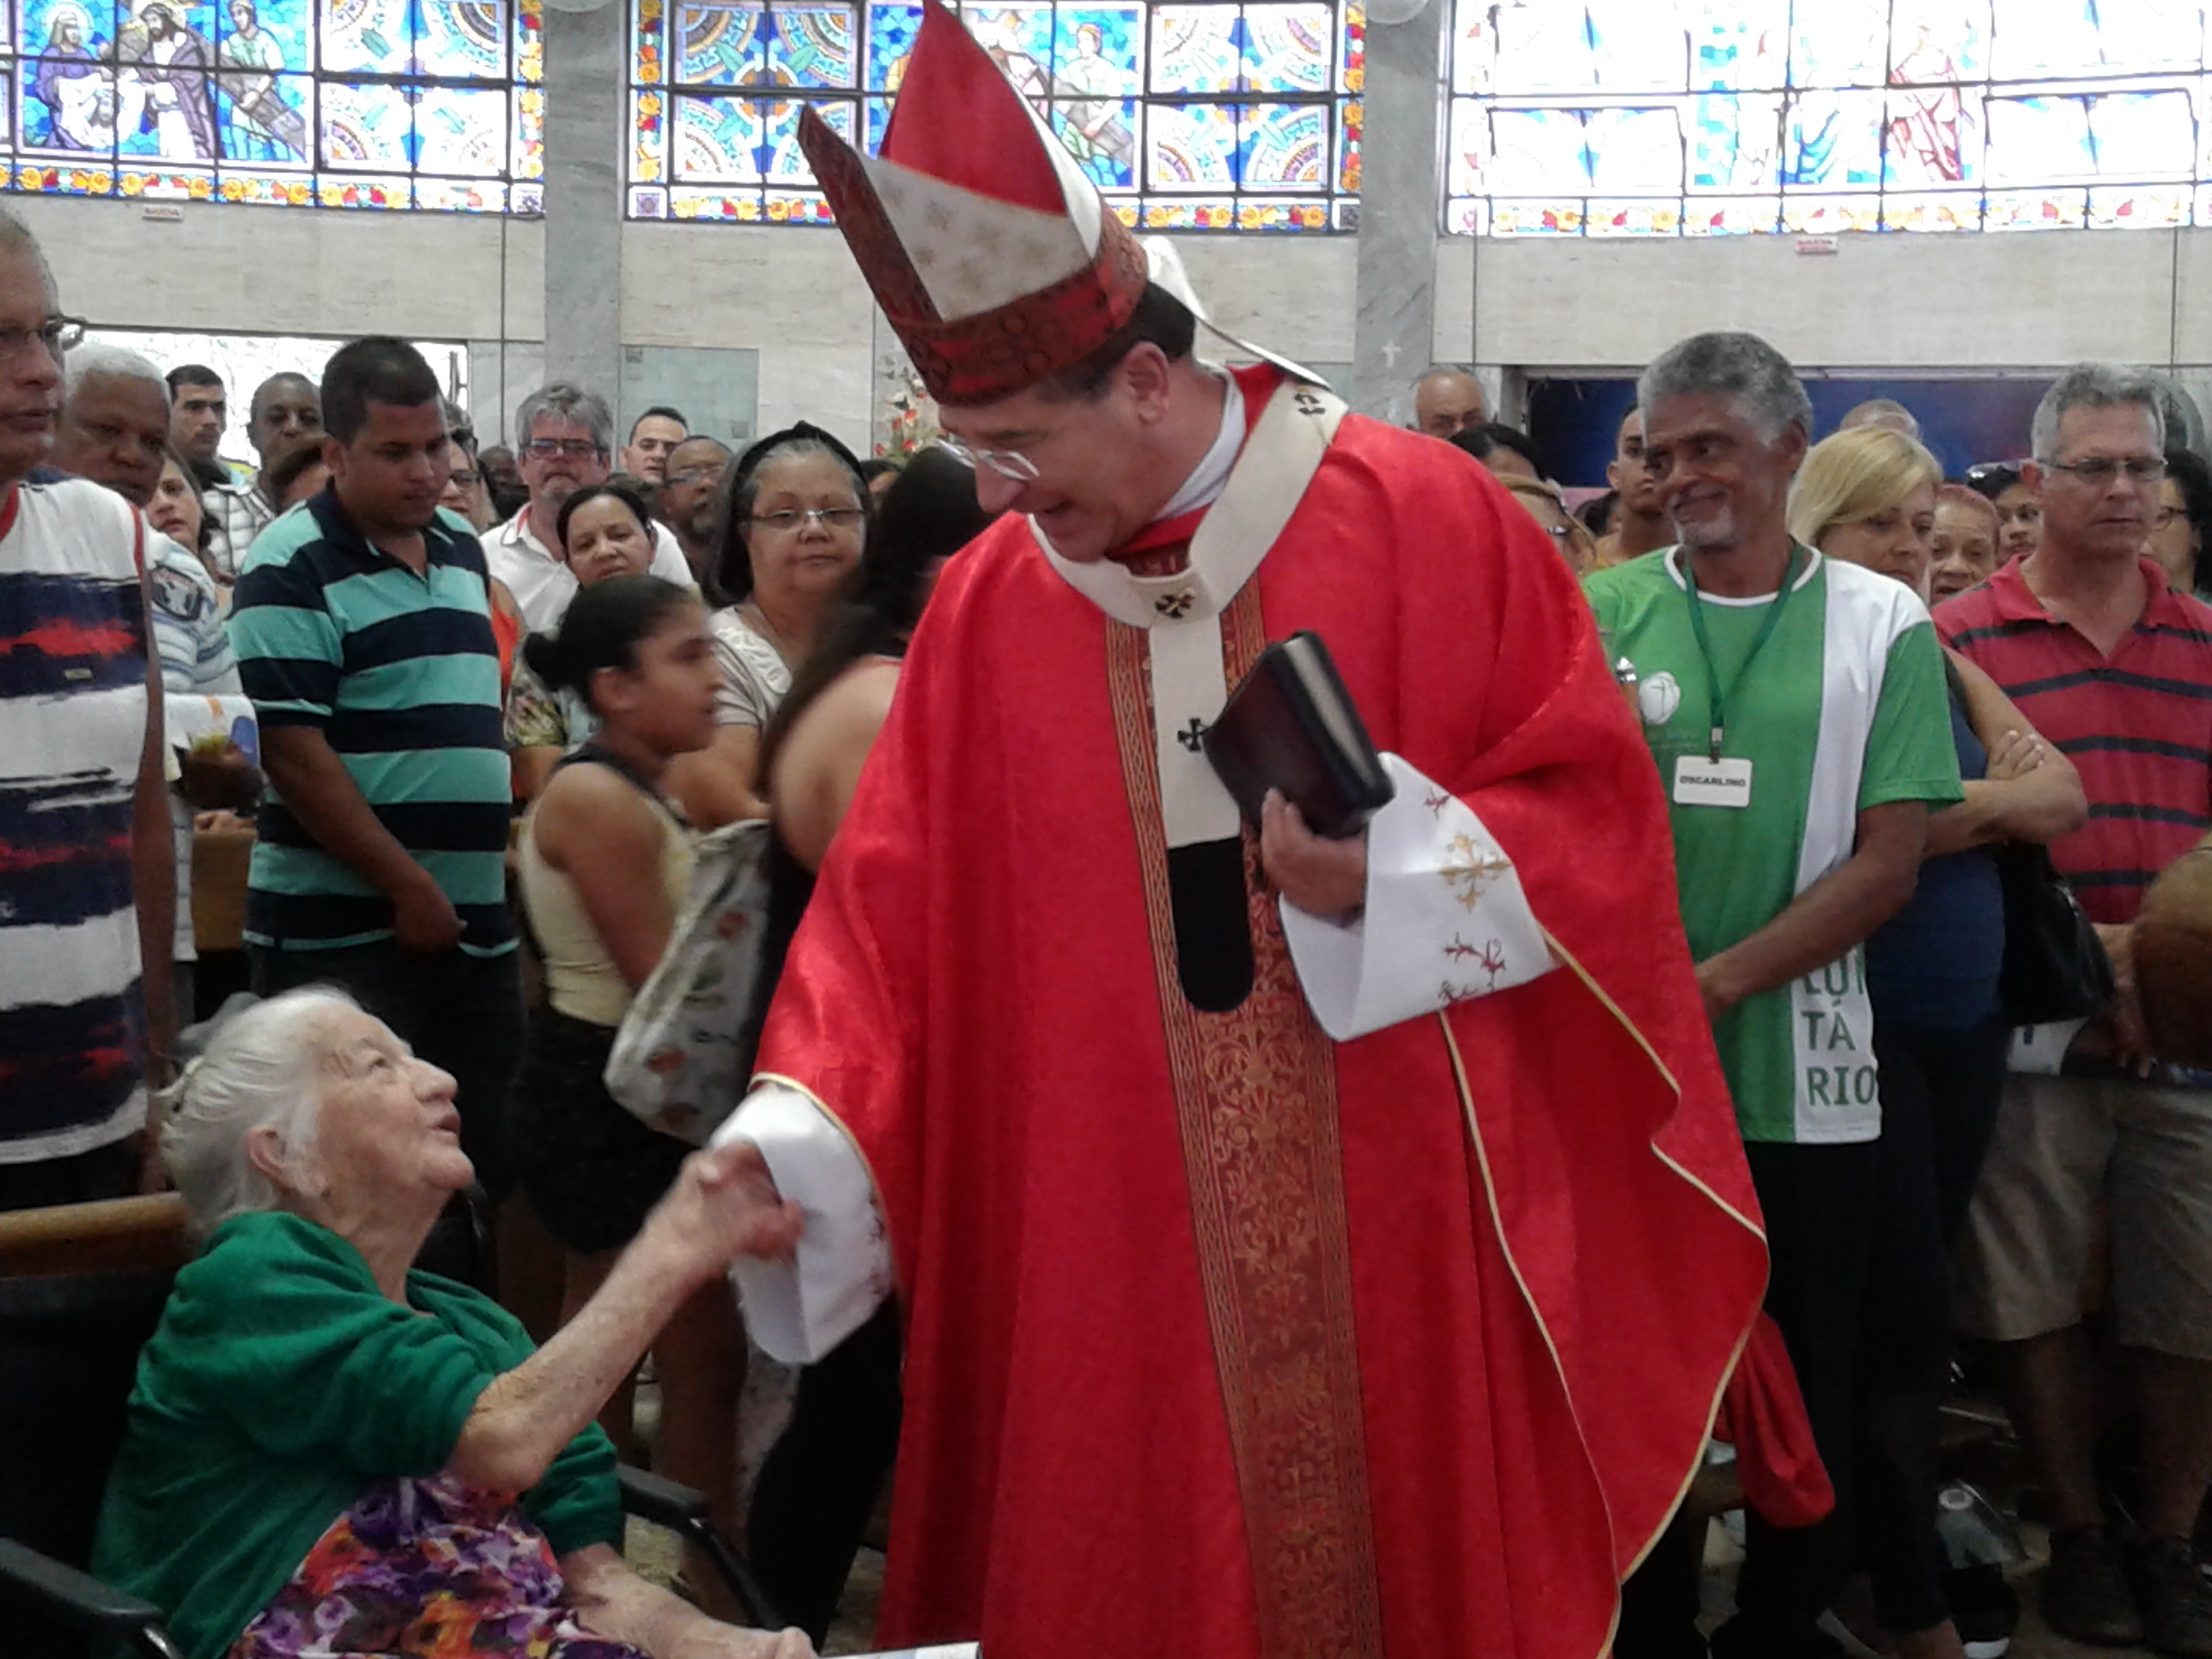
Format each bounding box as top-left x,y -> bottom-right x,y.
1964,460 -> 2042,563
1449,421 -> 1548,483
509,574 -> 754,1563
2147,447 -> 2212,599
739,446 -> 999,1644
670,423 -> 868,828
506,483 -> 661,801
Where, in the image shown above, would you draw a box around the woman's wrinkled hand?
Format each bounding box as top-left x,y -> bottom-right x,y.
652,1142 -> 805,1275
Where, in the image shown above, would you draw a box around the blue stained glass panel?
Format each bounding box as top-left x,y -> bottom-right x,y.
219,0 -> 312,74
1239,4 -> 1329,92
1887,0 -> 1986,83
1690,91 -> 1782,187
1146,97 -> 1234,185
1585,1 -> 1690,93
319,77 -> 413,167
1692,0 -> 1786,90
216,67 -> 313,161
863,0 -> 917,86
864,88 -> 888,145
1492,4 -> 1597,94
1588,106 -> 1684,191
1985,88 -> 2194,184
1151,5 -> 1236,91
22,54 -> 125,153
1235,98 -> 1322,185
1488,106 -> 1593,191
765,4 -> 857,85
672,88 -> 848,179
675,1 -> 766,83
1782,88 -> 1884,185
414,81 -> 505,168
959,5 -> 1054,100
1052,95 -> 1138,185
317,0 -> 408,70
417,0 -> 509,77
109,0 -> 228,167
1054,5 -> 1142,82
1788,0 -> 1887,87
1884,85 -> 1982,185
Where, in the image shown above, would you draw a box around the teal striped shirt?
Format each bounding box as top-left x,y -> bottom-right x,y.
228,495 -> 514,955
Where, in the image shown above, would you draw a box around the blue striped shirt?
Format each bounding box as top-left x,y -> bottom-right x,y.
228,494 -> 514,956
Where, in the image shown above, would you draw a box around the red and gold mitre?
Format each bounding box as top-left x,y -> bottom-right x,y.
797,0 -> 1150,407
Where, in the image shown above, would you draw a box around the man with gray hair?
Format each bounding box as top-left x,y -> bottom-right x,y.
1589,331 -> 1963,1659
51,341 -> 260,1031
1838,397 -> 1923,441
1937,362 -> 2212,1656
486,380 -> 696,629
1410,364 -> 1486,441
52,342 -> 173,509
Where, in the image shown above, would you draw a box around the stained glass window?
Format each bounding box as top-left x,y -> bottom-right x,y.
627,0 -> 1362,228
11,0 -> 541,211
1450,0 -> 2212,236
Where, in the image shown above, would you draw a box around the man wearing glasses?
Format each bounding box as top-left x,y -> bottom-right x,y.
1938,364 -> 2212,1656
485,381 -> 696,630
0,216 -> 176,1212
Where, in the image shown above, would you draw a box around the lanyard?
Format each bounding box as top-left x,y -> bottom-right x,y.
1683,545 -> 1803,763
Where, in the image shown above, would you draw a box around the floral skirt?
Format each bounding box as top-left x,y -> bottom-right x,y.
228,1473 -> 646,1659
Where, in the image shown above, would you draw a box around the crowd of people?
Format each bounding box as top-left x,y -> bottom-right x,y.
4,19 -> 2212,1658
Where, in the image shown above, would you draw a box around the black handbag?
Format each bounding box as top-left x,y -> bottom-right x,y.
1996,841 -> 2115,1025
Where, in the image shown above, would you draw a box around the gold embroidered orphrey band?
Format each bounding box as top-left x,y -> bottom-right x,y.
1106,584 -> 1386,1659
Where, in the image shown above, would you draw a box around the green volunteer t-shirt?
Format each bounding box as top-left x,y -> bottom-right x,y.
1584,546 -> 1963,1145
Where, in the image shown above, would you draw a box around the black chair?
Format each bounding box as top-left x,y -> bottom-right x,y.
0,1194 -> 781,1659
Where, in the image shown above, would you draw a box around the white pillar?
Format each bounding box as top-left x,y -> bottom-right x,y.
1347,0 -> 1449,426
539,1 -> 624,404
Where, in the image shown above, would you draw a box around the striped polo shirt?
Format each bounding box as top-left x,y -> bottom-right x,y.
1936,555 -> 2212,926
228,494 -> 515,957
0,479 -> 153,1164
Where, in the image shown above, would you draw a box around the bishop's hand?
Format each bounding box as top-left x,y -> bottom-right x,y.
1260,789 -> 1367,920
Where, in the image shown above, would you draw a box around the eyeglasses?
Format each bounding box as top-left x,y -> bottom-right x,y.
522,438 -> 605,460
665,465 -> 725,487
0,314 -> 86,360
448,469 -> 481,489
935,434 -> 1042,484
2044,456 -> 2166,487
750,507 -> 865,533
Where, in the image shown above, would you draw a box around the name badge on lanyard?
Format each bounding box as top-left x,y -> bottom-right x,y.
1674,754 -> 1753,808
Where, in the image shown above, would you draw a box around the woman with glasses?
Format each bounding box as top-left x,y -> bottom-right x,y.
667,424 -> 869,829
2146,447 -> 2212,600
1790,428 -> 2087,1659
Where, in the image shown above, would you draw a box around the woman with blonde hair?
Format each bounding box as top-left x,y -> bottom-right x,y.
1789,427 -> 2087,1659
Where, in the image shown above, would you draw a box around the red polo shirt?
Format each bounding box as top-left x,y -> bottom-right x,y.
1936,555 -> 2212,925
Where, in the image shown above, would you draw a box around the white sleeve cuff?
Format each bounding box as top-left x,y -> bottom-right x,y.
1280,752 -> 1556,1042
710,1081 -> 894,1364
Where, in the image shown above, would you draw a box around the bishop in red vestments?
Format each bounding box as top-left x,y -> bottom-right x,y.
715,10 -> 1771,1656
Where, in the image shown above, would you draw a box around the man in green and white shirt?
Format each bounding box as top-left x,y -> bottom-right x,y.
1588,333 -> 1960,1659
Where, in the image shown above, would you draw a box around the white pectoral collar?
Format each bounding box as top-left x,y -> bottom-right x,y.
1035,370 -> 1251,630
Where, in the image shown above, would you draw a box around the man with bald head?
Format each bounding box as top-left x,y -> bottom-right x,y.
654,433 -> 731,586
1413,365 -> 1486,441
203,369 -> 322,578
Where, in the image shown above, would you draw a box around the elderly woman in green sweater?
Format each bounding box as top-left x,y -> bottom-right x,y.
90,988 -> 815,1659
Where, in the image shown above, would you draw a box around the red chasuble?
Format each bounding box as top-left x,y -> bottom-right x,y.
755,367 -> 1767,1659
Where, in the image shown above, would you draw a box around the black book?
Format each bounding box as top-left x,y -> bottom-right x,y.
1203,629 -> 1394,840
